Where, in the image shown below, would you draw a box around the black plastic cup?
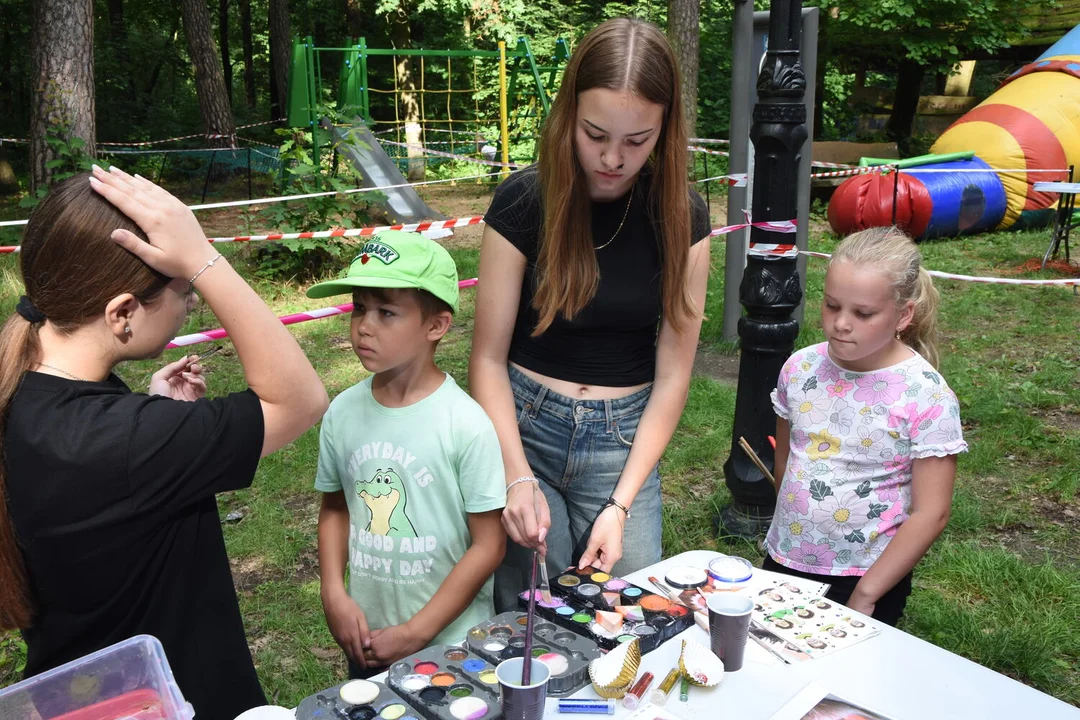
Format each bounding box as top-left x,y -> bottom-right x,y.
706,593 -> 753,671
495,657 -> 550,720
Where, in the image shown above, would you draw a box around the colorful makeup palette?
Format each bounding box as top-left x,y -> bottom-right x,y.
526,565 -> 698,654
387,646 -> 501,720
295,680 -> 418,720
466,611 -> 600,697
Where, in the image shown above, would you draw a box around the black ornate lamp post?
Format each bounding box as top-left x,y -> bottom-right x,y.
719,0 -> 808,539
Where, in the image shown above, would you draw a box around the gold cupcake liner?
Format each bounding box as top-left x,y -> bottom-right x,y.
588,637 -> 641,698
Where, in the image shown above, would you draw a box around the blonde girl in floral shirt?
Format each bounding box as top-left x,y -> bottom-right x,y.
764,227 -> 967,626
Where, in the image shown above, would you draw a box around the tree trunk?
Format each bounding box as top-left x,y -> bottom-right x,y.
269,0 -> 291,120
390,2 -> 423,181
180,0 -> 236,148
239,0 -> 256,109
220,0 -> 232,103
345,0 -> 363,39
30,0 -> 96,193
886,59 -> 925,155
666,0 -> 700,137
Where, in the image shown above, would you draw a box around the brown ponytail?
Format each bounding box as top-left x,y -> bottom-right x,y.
1,173 -> 169,630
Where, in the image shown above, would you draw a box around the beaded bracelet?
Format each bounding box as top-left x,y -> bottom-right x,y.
506,476 -> 538,493
601,496 -> 631,520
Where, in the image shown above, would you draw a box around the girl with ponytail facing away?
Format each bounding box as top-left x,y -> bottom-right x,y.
0,167 -> 328,720
764,227 -> 967,626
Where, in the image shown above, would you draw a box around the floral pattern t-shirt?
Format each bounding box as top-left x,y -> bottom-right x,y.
766,342 -> 967,577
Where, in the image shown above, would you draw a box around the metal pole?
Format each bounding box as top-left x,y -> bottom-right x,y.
498,41 -> 511,179
719,0 -> 809,539
892,166 -> 900,225
247,148 -> 253,199
723,0 -> 754,342
156,151 -> 170,185
201,150 -> 218,204
703,152 -> 711,211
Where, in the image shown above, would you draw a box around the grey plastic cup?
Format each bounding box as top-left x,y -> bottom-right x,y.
706,593 -> 754,671
495,656 -> 551,720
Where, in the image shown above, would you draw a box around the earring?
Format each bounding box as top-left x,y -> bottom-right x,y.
124,325 -> 132,335
895,329 -> 902,340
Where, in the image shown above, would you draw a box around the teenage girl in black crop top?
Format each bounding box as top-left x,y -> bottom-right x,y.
469,17 -> 712,610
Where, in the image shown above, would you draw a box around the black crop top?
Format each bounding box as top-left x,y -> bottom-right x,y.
484,166 -> 711,386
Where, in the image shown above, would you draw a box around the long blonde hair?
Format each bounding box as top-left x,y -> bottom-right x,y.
831,226 -> 941,368
532,17 -> 695,335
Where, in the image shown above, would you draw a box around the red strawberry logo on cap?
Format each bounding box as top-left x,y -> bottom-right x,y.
360,254 -> 370,265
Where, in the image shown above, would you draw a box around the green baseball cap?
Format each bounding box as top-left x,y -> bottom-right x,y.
306,230 -> 459,313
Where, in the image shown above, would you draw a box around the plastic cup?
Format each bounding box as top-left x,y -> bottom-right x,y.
495,657 -> 550,720
706,593 -> 753,672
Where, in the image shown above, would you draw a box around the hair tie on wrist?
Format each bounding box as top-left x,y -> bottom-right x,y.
15,295 -> 46,324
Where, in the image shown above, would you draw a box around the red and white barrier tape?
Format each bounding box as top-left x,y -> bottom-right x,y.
97,120 -> 282,148
689,145 -> 731,158
689,137 -> 731,145
801,251 -> 1080,285
167,278 -> 479,348
695,173 -> 747,187
811,166 -> 893,180
206,216 -> 484,244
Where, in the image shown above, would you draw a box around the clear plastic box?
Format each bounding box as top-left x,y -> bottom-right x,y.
0,634 -> 195,720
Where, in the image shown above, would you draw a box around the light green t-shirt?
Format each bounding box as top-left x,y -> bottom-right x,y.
314,373 -> 506,646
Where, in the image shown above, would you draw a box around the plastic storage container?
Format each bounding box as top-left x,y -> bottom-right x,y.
0,635 -> 194,720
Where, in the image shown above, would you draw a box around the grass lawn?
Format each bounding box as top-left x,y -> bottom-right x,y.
0,187 -> 1077,708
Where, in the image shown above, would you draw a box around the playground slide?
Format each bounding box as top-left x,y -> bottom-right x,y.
323,119 -> 447,224
829,23 -> 1080,239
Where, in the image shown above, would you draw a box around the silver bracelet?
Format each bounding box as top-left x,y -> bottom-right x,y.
189,253 -> 224,285
506,476 -> 538,493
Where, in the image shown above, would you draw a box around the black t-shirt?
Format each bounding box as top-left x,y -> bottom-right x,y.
484,166 -> 711,386
4,371 -> 268,720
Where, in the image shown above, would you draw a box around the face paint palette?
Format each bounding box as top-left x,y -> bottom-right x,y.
466,611 -> 600,697
295,679 -> 418,720
525,566 -> 697,653
386,645 -> 502,720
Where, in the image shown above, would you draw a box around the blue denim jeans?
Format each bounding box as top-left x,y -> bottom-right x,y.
494,365 -> 663,612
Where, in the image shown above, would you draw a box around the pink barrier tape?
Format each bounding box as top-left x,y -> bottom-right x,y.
205,216 -> 485,244
801,251 -> 1080,285
166,277 -> 480,348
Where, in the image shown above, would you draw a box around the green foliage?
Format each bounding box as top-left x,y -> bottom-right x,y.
252,124 -> 386,281
819,0 -> 1043,76
19,123 -> 94,210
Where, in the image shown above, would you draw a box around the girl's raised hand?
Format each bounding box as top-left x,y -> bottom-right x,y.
88,165 -> 218,280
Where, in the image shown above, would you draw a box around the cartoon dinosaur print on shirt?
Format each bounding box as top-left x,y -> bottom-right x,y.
355,468 -> 417,537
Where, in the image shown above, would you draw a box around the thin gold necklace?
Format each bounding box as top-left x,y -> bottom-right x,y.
36,363 -> 90,382
593,184 -> 635,251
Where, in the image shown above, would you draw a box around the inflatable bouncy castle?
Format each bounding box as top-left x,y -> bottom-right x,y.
829,24 -> 1080,240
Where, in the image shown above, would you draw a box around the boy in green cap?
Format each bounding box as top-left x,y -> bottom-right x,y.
309,231 -> 506,678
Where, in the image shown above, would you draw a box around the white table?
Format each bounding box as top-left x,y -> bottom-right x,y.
1033,181 -> 1079,269
534,550 -> 1078,719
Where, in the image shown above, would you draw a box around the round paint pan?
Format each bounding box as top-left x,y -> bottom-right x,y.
448,684 -> 475,698
462,658 -> 487,674
556,574 -> 581,588
431,672 -> 457,688
448,696 -> 489,720
443,648 -> 468,662
414,661 -> 440,676
376,704 -> 409,720
575,583 -> 602,601
488,625 -> 513,638
664,565 -> 709,589
417,686 -> 447,704
347,707 -> 377,720
536,651 -> 570,677
399,674 -> 431,693
639,593 -> 672,617
339,680 -> 380,706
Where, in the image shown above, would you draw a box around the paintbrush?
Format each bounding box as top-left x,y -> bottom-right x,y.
532,484 -> 553,604
187,344 -> 224,366
650,575 -> 710,630
738,436 -> 776,486
521,550 -> 539,685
